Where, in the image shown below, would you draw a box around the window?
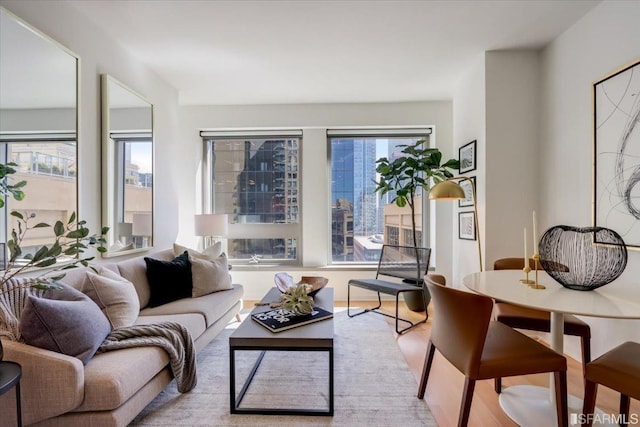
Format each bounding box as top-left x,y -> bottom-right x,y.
201,130 -> 301,263
328,128 -> 432,263
1,134 -> 77,266
109,133 -> 153,249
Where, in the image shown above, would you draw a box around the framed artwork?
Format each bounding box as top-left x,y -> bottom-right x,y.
593,59 -> 640,249
458,212 -> 476,241
458,176 -> 476,208
459,140 -> 477,174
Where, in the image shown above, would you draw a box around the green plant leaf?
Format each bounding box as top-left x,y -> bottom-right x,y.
101,226 -> 110,235
10,211 -> 24,219
33,222 -> 50,228
54,221 -> 65,236
35,258 -> 57,268
68,211 -> 76,224
66,228 -> 89,239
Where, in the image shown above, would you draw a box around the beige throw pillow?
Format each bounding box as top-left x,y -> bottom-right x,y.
82,268 -> 140,329
189,253 -> 233,297
173,242 -> 223,260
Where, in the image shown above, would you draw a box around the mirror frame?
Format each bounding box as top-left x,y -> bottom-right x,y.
0,7 -> 80,267
100,74 -> 154,257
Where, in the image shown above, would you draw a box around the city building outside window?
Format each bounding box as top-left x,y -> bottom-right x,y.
1,135 -> 77,267
201,130 -> 301,264
328,128 -> 432,264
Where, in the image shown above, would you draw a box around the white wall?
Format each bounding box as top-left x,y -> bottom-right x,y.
0,0 -> 183,254
179,101 -> 455,299
452,55 -> 486,286
539,0 -> 640,359
485,50 -> 541,270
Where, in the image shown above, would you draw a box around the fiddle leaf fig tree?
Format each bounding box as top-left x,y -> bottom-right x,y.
374,139 -> 459,250
1,161 -> 108,290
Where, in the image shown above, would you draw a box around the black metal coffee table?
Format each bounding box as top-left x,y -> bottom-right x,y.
229,287 -> 334,416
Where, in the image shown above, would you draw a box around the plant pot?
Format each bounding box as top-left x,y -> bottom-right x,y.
403,286 -> 430,312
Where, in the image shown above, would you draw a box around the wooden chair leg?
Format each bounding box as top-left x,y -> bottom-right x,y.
458,377 -> 476,427
580,335 -> 591,383
554,371 -> 568,427
582,379 -> 598,427
620,394 -> 630,426
494,377 -> 502,394
418,340 -> 436,399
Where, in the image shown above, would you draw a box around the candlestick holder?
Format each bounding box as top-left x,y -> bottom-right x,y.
530,253 -> 546,289
520,266 -> 534,284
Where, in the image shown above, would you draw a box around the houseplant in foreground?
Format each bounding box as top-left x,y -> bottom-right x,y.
374,139 -> 459,311
1,162 -> 108,359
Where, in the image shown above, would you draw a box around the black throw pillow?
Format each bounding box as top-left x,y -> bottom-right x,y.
144,251 -> 193,307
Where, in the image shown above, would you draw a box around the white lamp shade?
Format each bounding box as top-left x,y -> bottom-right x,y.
132,213 -> 152,236
194,214 -> 228,237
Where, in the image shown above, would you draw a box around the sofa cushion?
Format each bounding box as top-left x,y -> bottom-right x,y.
135,313 -> 206,341
82,268 -> 140,329
173,242 -> 222,260
140,284 -> 243,327
144,251 -> 193,308
19,284 -> 111,364
76,346 -> 170,411
190,253 -> 233,297
116,249 -> 174,309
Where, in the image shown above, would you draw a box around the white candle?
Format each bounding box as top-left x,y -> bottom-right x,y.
524,227 -> 528,266
532,211 -> 538,254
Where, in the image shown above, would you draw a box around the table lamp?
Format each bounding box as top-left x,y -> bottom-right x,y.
429,177 -> 483,272
194,214 -> 228,251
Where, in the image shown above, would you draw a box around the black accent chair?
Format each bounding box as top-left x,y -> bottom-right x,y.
347,245 -> 431,334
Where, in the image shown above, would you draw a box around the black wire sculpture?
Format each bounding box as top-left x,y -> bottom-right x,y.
539,225 -> 628,291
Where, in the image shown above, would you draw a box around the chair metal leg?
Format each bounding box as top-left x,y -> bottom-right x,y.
554,370 -> 568,427
494,377 -> 502,394
418,340 -> 436,399
459,377 -> 476,427
347,284 -> 382,318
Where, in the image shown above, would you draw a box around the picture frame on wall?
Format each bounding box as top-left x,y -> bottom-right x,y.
458,212 -> 476,240
458,177 -> 476,208
459,140 -> 477,174
593,59 -> 640,249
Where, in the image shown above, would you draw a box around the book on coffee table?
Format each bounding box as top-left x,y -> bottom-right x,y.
251,306 -> 333,333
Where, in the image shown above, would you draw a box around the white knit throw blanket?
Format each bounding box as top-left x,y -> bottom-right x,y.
0,278 -> 197,393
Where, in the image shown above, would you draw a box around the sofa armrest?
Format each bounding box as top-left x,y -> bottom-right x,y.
0,339 -> 84,425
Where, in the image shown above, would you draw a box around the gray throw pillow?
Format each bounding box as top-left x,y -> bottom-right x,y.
19,284 -> 111,364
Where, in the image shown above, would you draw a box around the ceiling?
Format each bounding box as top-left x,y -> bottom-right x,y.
69,0 -> 598,106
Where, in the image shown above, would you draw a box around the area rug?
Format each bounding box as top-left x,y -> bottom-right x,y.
131,308 -> 436,426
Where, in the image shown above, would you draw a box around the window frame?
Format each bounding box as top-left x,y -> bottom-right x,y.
201,129 -> 302,265
327,127 -> 434,265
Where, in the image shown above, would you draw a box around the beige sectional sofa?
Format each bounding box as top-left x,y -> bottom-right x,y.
0,248 -> 244,426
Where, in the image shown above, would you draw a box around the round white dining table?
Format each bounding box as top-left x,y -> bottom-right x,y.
463,269 -> 640,427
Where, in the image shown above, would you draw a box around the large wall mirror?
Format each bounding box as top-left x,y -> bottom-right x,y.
0,8 -> 79,268
101,75 -> 154,257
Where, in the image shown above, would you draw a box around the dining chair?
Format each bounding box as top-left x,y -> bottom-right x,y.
492,257 -> 591,392
581,341 -> 640,427
418,277 -> 568,427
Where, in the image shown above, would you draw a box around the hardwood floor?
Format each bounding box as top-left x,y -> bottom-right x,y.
343,300 -> 639,426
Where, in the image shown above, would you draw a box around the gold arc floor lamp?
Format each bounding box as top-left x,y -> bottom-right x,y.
429,177 -> 483,272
